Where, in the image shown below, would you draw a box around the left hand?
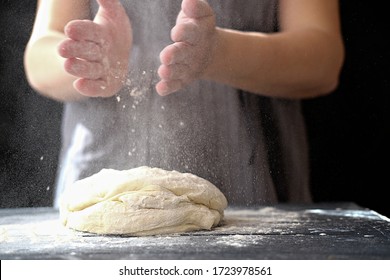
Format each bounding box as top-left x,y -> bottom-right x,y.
156,0 -> 217,96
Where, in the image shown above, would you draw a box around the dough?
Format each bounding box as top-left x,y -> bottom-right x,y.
59,166 -> 228,236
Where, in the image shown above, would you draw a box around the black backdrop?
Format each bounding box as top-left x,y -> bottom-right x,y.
0,1 -> 61,207
303,2 -> 389,217
0,1 -> 388,216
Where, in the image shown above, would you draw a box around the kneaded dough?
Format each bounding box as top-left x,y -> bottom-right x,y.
59,166 -> 228,236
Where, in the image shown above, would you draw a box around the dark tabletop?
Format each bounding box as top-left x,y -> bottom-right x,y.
0,204 -> 389,260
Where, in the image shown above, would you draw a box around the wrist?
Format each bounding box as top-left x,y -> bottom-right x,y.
202,27 -> 228,81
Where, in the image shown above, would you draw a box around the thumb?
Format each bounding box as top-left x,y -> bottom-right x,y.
181,0 -> 214,19
95,0 -> 124,20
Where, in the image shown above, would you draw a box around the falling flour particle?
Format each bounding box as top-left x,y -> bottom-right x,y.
129,88 -> 143,97
124,78 -> 131,87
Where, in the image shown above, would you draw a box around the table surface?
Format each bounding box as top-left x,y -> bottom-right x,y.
1,204 -> 389,260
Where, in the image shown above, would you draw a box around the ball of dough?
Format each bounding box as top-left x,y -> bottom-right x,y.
59,166 -> 228,236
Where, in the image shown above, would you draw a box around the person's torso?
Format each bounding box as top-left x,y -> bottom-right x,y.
58,0 -> 311,207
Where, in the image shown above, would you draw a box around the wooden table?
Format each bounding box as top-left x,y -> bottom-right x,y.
1,204 -> 389,259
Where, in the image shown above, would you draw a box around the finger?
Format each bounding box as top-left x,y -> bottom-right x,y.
65,20 -> 102,43
160,42 -> 190,65
156,79 -> 184,96
181,0 -> 213,19
171,21 -> 199,45
58,39 -> 102,61
73,78 -> 109,97
64,58 -> 104,80
158,64 -> 192,81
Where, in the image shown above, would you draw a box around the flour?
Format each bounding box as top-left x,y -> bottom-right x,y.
216,234 -> 260,248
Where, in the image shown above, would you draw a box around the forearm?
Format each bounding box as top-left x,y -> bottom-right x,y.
24,31 -> 85,102
204,27 -> 344,99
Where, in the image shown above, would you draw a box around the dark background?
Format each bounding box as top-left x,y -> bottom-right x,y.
1,2 -> 388,216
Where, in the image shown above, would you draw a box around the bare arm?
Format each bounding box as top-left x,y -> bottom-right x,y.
158,0 -> 345,99
24,0 -> 91,101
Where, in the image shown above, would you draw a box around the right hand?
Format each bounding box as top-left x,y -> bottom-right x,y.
58,0 -> 132,98
156,0 -> 217,96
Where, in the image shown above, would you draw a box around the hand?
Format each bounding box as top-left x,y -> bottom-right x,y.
58,0 -> 132,98
156,0 -> 217,96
